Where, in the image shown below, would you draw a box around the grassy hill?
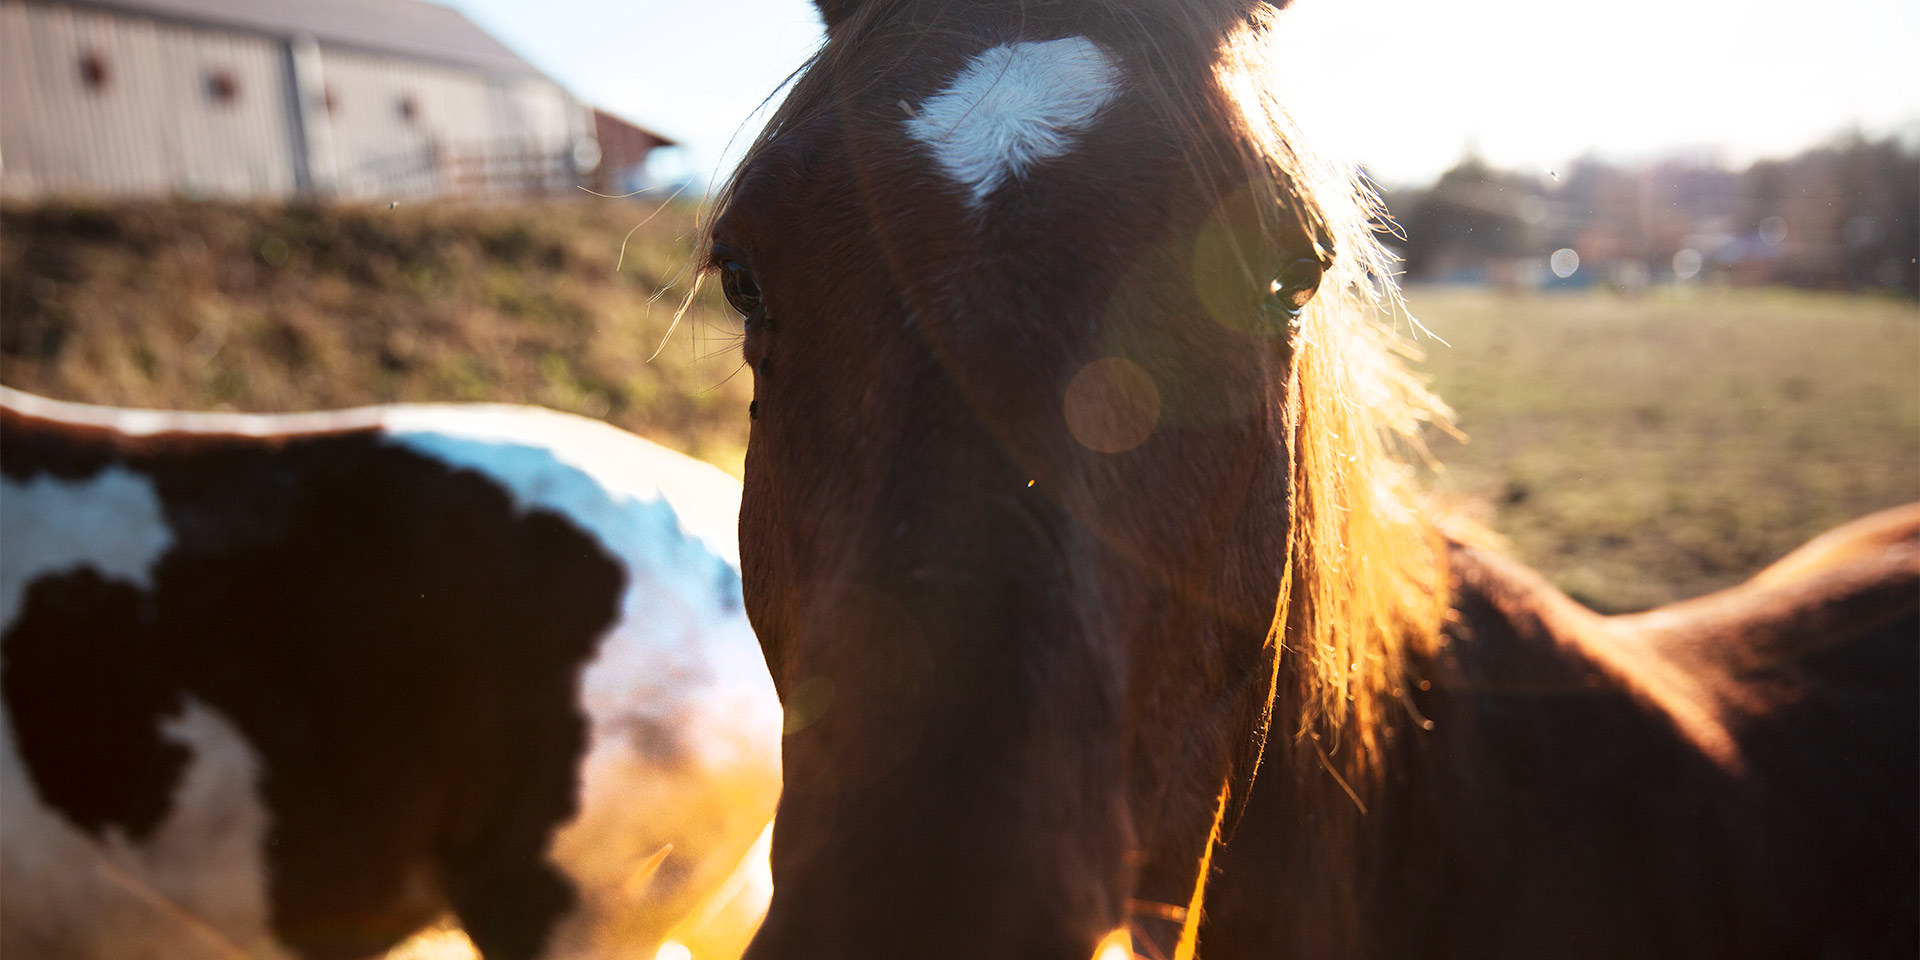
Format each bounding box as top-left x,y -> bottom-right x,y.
3,200 -> 1915,611
1,199 -> 753,474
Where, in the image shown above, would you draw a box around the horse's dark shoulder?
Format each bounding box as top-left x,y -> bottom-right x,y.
2,407 -> 629,958
1378,524 -> 1919,958
1203,539 -> 1740,959
1630,507 -> 1920,957
1351,542 -> 1747,958
1613,505 -> 1919,846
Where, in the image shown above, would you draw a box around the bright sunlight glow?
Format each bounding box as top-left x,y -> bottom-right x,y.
1093,927 -> 1135,960
449,0 -> 1917,187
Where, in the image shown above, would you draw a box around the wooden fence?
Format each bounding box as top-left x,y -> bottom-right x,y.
337,140 -> 581,203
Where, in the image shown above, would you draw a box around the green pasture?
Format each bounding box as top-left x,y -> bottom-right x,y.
3,201 -> 1914,613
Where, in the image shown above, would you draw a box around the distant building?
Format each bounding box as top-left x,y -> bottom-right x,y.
0,0 -> 675,201
591,106 -> 678,196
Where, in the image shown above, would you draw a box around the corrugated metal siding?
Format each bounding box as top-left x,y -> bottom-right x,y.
318,45 -> 577,200
2,0 -> 298,198
1,0 -> 591,201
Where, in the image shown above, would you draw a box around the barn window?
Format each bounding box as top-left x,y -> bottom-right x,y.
78,50 -> 111,91
398,94 -> 419,123
205,69 -> 239,105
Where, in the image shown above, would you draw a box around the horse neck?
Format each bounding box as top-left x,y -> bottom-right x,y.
1207,532 -> 1907,958
1203,532 -> 1678,952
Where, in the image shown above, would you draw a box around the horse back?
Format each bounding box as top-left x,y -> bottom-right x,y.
1627,505 -> 1920,956
1417,511 -> 1919,958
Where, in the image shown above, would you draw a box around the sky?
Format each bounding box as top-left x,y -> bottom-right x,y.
447,0 -> 1920,189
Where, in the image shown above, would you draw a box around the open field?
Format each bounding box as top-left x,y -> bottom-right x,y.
3,201 -> 1915,613
1408,285 -> 1919,611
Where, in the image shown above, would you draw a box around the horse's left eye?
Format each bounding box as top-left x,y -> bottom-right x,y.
1270,258 -> 1325,315
719,259 -> 763,318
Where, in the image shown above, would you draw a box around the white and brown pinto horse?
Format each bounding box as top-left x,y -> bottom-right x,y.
0,387 -> 781,960
705,0 -> 1918,957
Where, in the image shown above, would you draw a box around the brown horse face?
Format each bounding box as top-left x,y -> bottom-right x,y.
714,2 -> 1320,955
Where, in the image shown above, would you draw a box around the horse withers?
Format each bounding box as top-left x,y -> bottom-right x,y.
704,0 -> 1918,957
0,387 -> 781,960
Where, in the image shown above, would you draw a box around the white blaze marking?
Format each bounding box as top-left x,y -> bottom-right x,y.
0,468 -> 171,634
907,36 -> 1122,207
385,407 -> 781,956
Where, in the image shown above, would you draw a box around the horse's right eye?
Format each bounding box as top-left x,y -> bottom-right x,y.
1269,258 -> 1325,316
719,259 -> 763,318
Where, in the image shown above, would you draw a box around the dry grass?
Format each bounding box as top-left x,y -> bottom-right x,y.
0,198 -> 753,475
1409,284 -> 1920,612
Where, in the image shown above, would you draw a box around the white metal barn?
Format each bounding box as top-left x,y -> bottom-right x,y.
0,0 -> 613,201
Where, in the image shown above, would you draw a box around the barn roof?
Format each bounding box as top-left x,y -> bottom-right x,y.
68,0 -> 547,78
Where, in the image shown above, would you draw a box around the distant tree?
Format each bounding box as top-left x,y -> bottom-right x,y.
1388,155 -> 1537,280
1381,134 -> 1918,297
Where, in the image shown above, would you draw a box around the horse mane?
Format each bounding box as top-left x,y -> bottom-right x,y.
702,0 -> 1455,777
1214,8 -> 1454,777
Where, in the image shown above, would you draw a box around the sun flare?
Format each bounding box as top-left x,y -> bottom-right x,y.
1093,927 -> 1135,960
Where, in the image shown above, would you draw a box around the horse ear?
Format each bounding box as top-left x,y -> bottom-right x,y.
813,0 -> 864,30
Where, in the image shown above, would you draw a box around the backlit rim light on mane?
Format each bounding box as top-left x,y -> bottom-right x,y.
1215,8 -> 1453,776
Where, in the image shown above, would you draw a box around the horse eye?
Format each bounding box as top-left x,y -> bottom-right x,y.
1269,258 -> 1326,316
719,259 -> 763,318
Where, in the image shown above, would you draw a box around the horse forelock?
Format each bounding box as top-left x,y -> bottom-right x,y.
706,0 -> 1454,777
1212,10 -> 1455,778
